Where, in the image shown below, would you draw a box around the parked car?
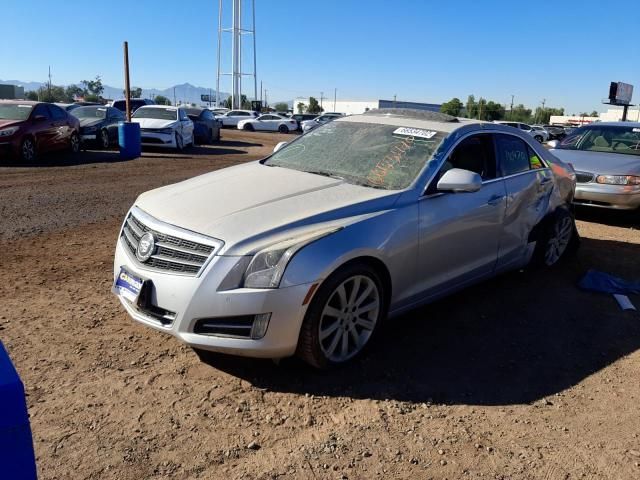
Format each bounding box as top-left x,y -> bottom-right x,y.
184,107 -> 221,144
71,105 -> 125,149
112,108 -> 577,368
237,114 -> 298,133
0,101 -> 80,162
275,111 -> 291,118
219,110 -> 259,127
290,113 -> 318,131
495,121 -> 548,142
541,124 -> 567,140
548,122 -> 640,210
301,113 -> 344,133
112,98 -> 155,115
131,105 -> 194,150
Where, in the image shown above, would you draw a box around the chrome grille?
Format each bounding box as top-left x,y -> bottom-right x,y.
120,208 -> 221,276
575,171 -> 595,183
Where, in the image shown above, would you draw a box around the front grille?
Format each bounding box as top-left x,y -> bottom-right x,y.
575,171 -> 595,183
120,209 -> 221,276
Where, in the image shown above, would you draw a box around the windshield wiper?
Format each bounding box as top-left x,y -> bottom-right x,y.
304,170 -> 345,181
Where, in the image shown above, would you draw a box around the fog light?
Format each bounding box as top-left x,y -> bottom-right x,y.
251,313 -> 271,339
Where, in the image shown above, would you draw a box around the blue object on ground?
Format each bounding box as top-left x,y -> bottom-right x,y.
578,269 -> 640,295
0,342 -> 37,479
118,121 -> 141,159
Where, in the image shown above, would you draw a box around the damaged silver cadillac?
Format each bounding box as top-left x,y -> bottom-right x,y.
113,109 -> 577,368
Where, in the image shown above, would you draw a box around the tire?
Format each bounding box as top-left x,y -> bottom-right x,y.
278,124 -> 289,134
20,137 -> 36,162
243,123 -> 254,131
296,262 -> 387,369
69,133 -> 80,153
530,207 -> 579,267
99,129 -> 110,149
175,132 -> 183,151
534,135 -> 543,143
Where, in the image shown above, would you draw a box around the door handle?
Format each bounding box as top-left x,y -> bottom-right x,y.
487,195 -> 504,205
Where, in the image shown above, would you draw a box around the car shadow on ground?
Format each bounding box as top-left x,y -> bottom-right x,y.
198,237 -> 640,406
0,148 -> 127,167
142,145 -> 247,157
216,139 -> 263,148
575,205 -> 639,229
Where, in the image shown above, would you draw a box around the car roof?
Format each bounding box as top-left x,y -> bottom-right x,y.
0,100 -> 38,105
137,105 -> 179,109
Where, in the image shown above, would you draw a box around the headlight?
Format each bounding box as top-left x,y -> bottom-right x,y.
0,126 -> 20,137
243,228 -> 341,289
596,175 -> 640,186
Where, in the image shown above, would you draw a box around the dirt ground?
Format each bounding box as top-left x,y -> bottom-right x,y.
1,129 -> 639,480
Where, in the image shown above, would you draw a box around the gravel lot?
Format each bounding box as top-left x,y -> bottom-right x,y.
1,129 -> 639,479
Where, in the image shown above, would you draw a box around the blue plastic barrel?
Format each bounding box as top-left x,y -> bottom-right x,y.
118,121 -> 141,159
0,342 -> 37,480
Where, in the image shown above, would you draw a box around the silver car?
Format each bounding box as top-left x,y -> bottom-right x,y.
548,122 -> 640,210
113,109 -> 577,368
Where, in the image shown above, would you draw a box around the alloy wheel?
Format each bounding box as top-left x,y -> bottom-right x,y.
21,139 -> 35,162
100,129 -> 110,149
318,275 -> 380,363
544,216 -> 573,266
70,133 -> 80,153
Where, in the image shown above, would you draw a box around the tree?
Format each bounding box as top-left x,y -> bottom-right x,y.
64,84 -> 84,102
154,95 -> 171,105
534,106 -> 564,124
274,102 -> 289,112
465,95 -> 478,119
590,110 -> 599,117
25,91 -> 39,101
440,97 -> 463,117
81,76 -> 104,97
482,100 -> 505,121
296,102 -> 305,114
222,94 -> 250,109
39,85 -> 67,103
123,87 -> 143,98
307,96 -> 323,114
510,104 -> 533,123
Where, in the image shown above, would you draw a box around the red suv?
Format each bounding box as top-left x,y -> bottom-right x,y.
0,101 -> 81,162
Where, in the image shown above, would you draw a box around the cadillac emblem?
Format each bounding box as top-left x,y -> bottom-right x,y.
136,232 -> 156,262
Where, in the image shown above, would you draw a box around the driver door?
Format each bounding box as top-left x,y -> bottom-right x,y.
414,133 -> 507,299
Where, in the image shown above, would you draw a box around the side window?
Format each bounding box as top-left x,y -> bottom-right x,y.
32,104 -> 50,119
496,134 -> 531,176
228,111 -> 239,116
441,134 -> 497,180
48,105 -> 66,120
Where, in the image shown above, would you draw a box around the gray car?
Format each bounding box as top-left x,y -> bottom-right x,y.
113,109 -> 577,368
549,122 -> 640,210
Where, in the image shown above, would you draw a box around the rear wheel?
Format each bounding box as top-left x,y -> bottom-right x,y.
243,123 -> 254,131
278,124 -> 289,134
531,207 -> 579,267
99,129 -> 110,149
20,137 -> 36,162
297,263 -> 386,369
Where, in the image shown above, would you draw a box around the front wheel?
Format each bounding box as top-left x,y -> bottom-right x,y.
175,132 -> 184,151
20,137 -> 36,162
69,133 -> 80,153
278,124 -> 289,134
297,263 -> 386,369
243,123 -> 254,131
100,129 -> 110,149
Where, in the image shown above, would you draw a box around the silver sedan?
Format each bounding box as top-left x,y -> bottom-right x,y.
548,122 -> 640,210
113,109 -> 577,368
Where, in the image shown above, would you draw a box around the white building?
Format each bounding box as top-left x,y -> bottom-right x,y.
550,107 -> 640,125
290,98 -> 442,116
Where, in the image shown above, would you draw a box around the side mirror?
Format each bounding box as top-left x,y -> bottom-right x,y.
273,141 -> 288,153
437,168 -> 482,193
547,140 -> 559,149
33,115 -> 47,123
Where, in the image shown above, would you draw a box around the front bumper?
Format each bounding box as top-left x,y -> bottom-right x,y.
0,138 -> 20,157
140,131 -> 176,148
113,238 -> 313,358
575,183 -> 640,210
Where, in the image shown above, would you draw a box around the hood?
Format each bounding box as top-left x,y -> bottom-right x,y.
135,161 -> 399,255
131,117 -> 177,129
79,118 -> 105,128
0,119 -> 25,129
550,148 -> 640,175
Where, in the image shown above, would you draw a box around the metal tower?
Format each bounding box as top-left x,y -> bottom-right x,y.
216,0 -> 258,109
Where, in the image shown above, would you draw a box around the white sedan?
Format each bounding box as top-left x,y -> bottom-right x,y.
237,114 -> 298,133
219,110 -> 258,127
132,106 -> 194,150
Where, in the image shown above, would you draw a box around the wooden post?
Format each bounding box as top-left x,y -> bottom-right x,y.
123,41 -> 131,122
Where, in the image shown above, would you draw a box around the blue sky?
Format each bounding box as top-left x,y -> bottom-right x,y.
1,0 -> 638,113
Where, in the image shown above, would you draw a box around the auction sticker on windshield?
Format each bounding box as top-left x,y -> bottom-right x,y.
393,127 -> 437,140
113,267 -> 144,303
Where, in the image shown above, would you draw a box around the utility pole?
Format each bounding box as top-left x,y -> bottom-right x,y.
333,88 -> 337,112
539,98 -> 546,123
393,94 -> 397,108
123,42 -> 132,121
47,66 -> 52,100
510,95 -> 514,120
173,87 -> 176,106
260,80 -> 263,105
264,89 -> 267,109
320,91 -> 324,110
478,97 -> 483,120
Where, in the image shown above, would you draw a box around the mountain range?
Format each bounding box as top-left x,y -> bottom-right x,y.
0,79 -> 230,105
